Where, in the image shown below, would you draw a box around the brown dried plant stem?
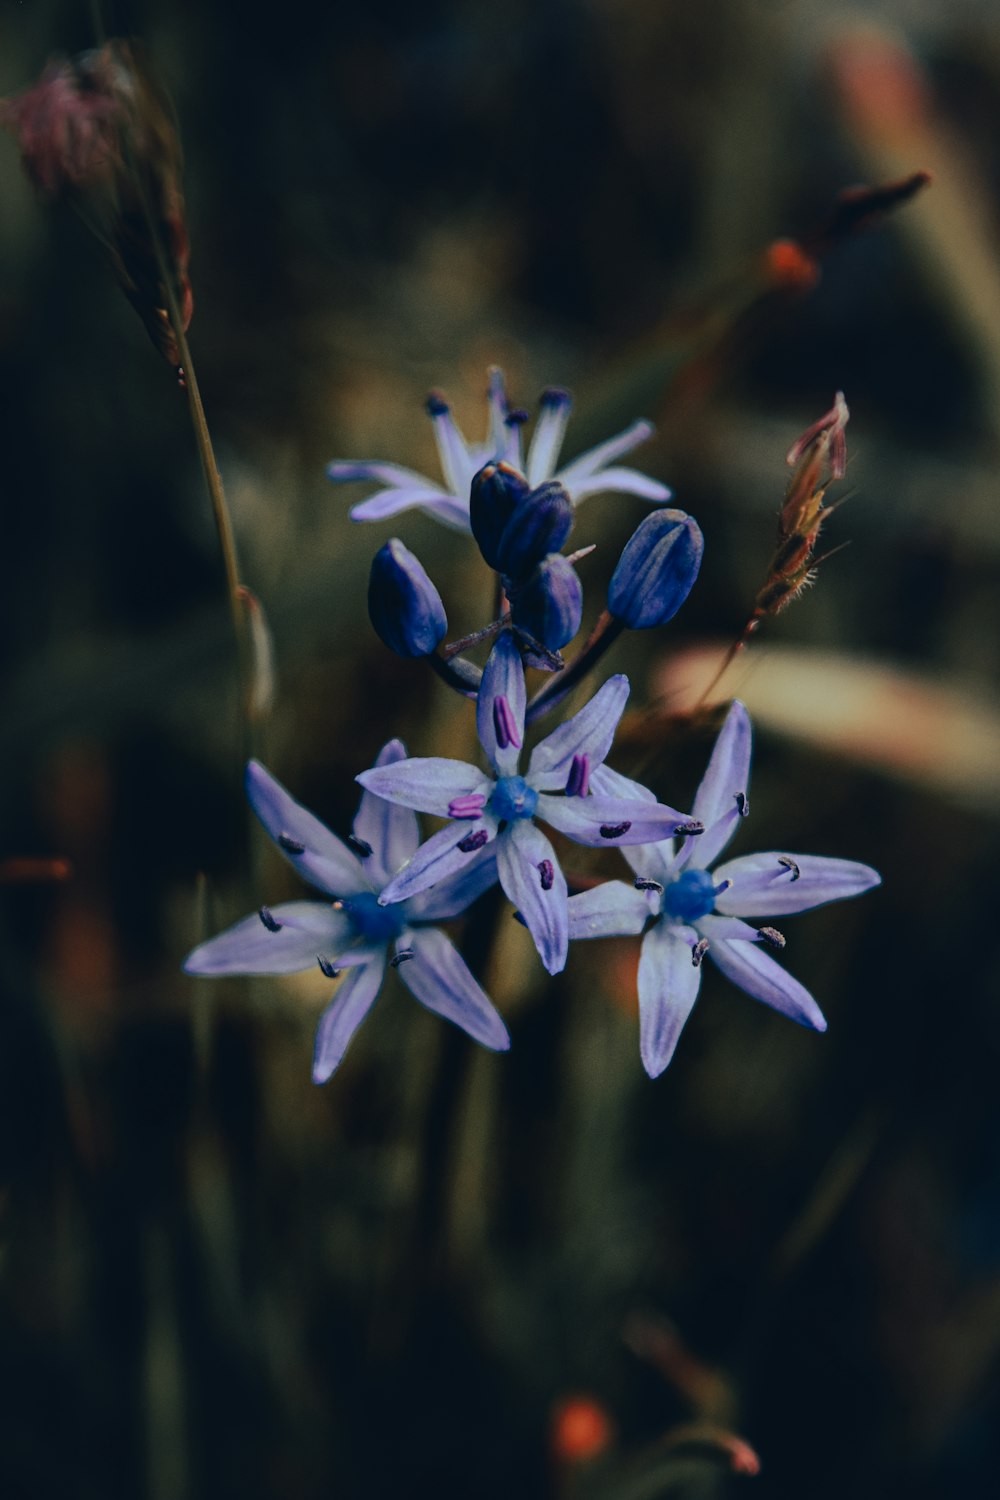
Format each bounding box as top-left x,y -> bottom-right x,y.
693,625 -> 755,711
150,219 -> 251,731
178,333 -> 243,640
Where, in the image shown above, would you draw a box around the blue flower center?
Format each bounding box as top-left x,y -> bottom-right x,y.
344,891 -> 406,945
490,775 -> 538,823
662,868 -> 718,923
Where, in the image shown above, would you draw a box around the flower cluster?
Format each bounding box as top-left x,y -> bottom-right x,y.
186,373 -> 880,1081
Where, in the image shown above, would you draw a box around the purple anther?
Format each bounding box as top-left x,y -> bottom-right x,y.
599,821 -> 632,839
634,878 -> 664,894
691,938 -> 710,968
317,956 -> 341,979
676,820 -> 705,837
537,859 -> 554,891
278,832 -> 306,854
348,835 -> 373,857
735,791 -> 749,817
425,393 -> 449,417
777,856 -> 801,881
713,878 -> 733,896
258,906 -> 283,932
390,949 -> 415,968
505,408 -> 529,426
564,753 -> 590,798
493,694 -> 522,752
448,793 -> 488,820
758,926 -> 786,949
458,828 -> 489,854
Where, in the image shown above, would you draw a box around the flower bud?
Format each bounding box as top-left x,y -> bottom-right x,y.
470,462 -> 530,570
510,553 -> 583,650
495,480 -> 574,580
608,509 -> 703,629
368,538 -> 447,657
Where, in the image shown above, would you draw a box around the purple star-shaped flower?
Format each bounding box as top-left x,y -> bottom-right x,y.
326,367 -> 670,531
566,701 -> 881,1076
183,742 -> 507,1083
356,632 -> 692,976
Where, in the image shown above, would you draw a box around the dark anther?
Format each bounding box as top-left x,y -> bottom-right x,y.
506,408 -> 529,426
735,791 -> 749,817
348,835 -> 373,858
778,856 -> 801,881
258,906 -> 283,932
676,820 -> 705,836
634,878 -> 664,894
390,949 -> 415,968
537,859 -> 554,891
458,829 -> 489,853
758,926 -> 786,949
691,938 -> 710,968
317,956 -> 341,979
278,832 -> 306,854
600,821 -> 632,839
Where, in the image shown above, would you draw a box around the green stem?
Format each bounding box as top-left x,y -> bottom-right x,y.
525,610 -> 624,725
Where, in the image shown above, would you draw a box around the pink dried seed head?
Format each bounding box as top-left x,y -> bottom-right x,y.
785,391 -> 850,472
2,42 -> 194,366
1,55 -> 121,195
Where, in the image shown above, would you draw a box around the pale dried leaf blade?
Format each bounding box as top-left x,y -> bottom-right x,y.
659,644 -> 1000,808
237,586 -> 277,722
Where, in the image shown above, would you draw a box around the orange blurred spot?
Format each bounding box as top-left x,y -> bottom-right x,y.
729,1439 -> 761,1476
764,239 -> 820,293
0,856 -> 72,884
607,936 -> 641,1017
551,1395 -> 614,1465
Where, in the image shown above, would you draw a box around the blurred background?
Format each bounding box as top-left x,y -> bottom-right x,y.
1,0 -> 999,1496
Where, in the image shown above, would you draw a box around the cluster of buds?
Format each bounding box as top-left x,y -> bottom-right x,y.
470,460 -> 583,656
2,43 -> 193,366
365,386 -> 705,703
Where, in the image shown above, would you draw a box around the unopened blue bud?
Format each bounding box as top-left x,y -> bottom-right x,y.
608,509 -> 704,629
368,538 -> 447,657
496,481 -> 574,580
510,552 -> 583,650
470,462 -> 530,570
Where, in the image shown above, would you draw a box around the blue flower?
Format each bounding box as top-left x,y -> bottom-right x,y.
327,368 -> 671,531
355,633 -> 693,976
183,743 -> 507,1082
566,701 -> 881,1076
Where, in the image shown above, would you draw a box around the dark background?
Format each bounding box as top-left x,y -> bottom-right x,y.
1,1 -> 999,1497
